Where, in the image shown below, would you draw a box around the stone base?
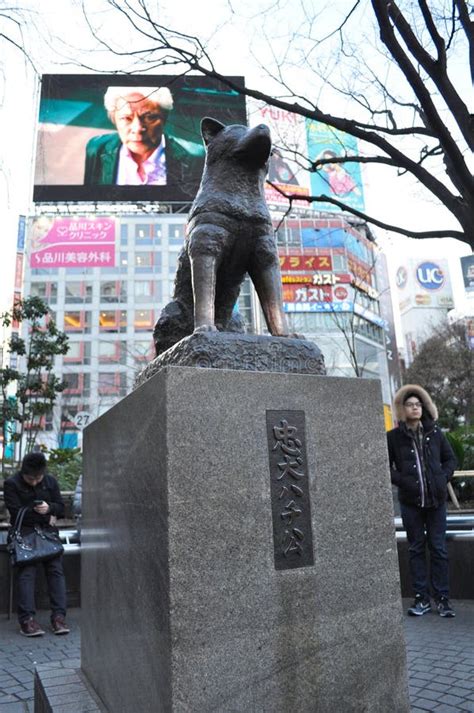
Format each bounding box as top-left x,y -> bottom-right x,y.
81,367 -> 410,713
135,331 -> 325,387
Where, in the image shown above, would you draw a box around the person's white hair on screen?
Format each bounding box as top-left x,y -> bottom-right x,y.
103,86 -> 174,122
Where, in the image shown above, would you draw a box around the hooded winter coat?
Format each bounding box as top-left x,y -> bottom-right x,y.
387,384 -> 457,508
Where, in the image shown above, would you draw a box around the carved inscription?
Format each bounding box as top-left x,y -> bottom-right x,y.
266,410 -> 314,570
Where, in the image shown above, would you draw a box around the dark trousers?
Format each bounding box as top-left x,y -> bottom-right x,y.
400,502 -> 449,600
16,555 -> 67,623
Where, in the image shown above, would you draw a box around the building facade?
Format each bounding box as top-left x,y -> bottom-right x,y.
17,208 -> 399,450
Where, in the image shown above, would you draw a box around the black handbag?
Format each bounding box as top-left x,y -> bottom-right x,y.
7,506 -> 64,567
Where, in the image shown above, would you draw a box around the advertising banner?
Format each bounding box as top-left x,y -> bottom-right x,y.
34,74 -> 246,203
305,120 -> 365,212
17,216 -> 26,252
279,254 -> 332,271
396,258 -> 454,313
29,217 -> 116,268
249,102 -> 311,207
14,254 -> 24,290
282,282 -> 354,312
284,301 -> 353,313
460,254 -> 474,292
375,251 -> 402,397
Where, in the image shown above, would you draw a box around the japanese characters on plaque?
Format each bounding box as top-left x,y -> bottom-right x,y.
266,410 -> 314,570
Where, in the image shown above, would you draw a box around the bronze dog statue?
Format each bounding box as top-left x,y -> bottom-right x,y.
153,117 -> 292,356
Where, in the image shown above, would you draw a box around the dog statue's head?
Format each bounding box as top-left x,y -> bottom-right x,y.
200,117 -> 272,168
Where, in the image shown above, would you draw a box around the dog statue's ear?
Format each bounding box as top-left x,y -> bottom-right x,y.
201,117 -> 225,145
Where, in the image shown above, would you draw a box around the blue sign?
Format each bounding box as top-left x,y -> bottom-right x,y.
17,216 -> 26,252
284,302 -> 353,313
416,261 -> 445,290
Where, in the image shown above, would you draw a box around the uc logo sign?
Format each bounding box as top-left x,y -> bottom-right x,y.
396,266 -> 407,289
416,261 -> 444,290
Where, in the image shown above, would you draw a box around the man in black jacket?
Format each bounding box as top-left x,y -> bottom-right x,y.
387,384 -> 457,617
4,452 -> 70,637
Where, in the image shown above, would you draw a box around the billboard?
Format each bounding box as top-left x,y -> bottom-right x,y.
29,216 -> 116,268
249,102 -> 311,207
396,258 -> 454,313
34,74 -> 247,203
460,254 -> 474,292
305,120 -> 365,212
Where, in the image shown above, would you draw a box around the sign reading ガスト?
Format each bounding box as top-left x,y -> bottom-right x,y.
29,217 -> 116,268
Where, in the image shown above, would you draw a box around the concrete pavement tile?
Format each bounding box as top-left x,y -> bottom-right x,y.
413,688 -> 444,701
433,705 -> 467,713
0,703 -> 26,712
447,686 -> 474,699
413,671 -> 438,681
11,692 -> 33,702
437,692 -> 468,705
411,698 -> 441,710
1,687 -> 26,696
427,682 -> 453,693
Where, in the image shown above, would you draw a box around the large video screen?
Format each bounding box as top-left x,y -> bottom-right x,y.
34,74 -> 247,203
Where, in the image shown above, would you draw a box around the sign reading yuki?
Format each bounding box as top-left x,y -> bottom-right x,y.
305,120 -> 365,213
29,216 -> 116,268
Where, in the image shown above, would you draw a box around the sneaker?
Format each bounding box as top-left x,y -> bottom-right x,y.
437,596 -> 455,618
51,615 -> 70,635
20,618 -> 45,637
407,595 -> 431,616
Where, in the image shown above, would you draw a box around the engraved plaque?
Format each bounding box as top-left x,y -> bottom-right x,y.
266,410 -> 314,570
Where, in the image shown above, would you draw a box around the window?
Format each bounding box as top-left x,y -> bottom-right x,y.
98,340 -> 127,363
98,372 -> 128,396
64,267 -> 93,275
154,280 -> 163,304
30,282 -> 58,303
332,254 -> 347,271
135,224 -> 154,245
120,224 -> 128,246
31,268 -> 59,276
168,252 -> 179,274
134,309 -> 153,330
99,310 -> 127,332
63,373 -> 80,391
169,224 -> 185,246
63,311 -> 91,333
63,340 -> 91,365
65,282 -> 93,304
100,281 -> 127,303
134,340 -> 153,362
134,281 -> 153,303
135,252 -> 154,271
62,373 -> 90,396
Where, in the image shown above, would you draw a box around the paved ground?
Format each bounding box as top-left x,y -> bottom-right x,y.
0,601 -> 473,712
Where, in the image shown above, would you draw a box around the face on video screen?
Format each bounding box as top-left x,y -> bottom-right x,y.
33,74 -> 247,203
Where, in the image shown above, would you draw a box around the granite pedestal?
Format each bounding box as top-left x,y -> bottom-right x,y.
56,367 -> 410,712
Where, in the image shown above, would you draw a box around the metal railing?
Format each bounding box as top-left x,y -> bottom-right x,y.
394,514 -> 474,541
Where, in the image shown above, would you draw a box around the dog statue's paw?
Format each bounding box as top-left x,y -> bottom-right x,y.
193,324 -> 218,333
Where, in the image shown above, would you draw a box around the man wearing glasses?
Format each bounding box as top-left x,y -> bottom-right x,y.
387,385 -> 457,617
